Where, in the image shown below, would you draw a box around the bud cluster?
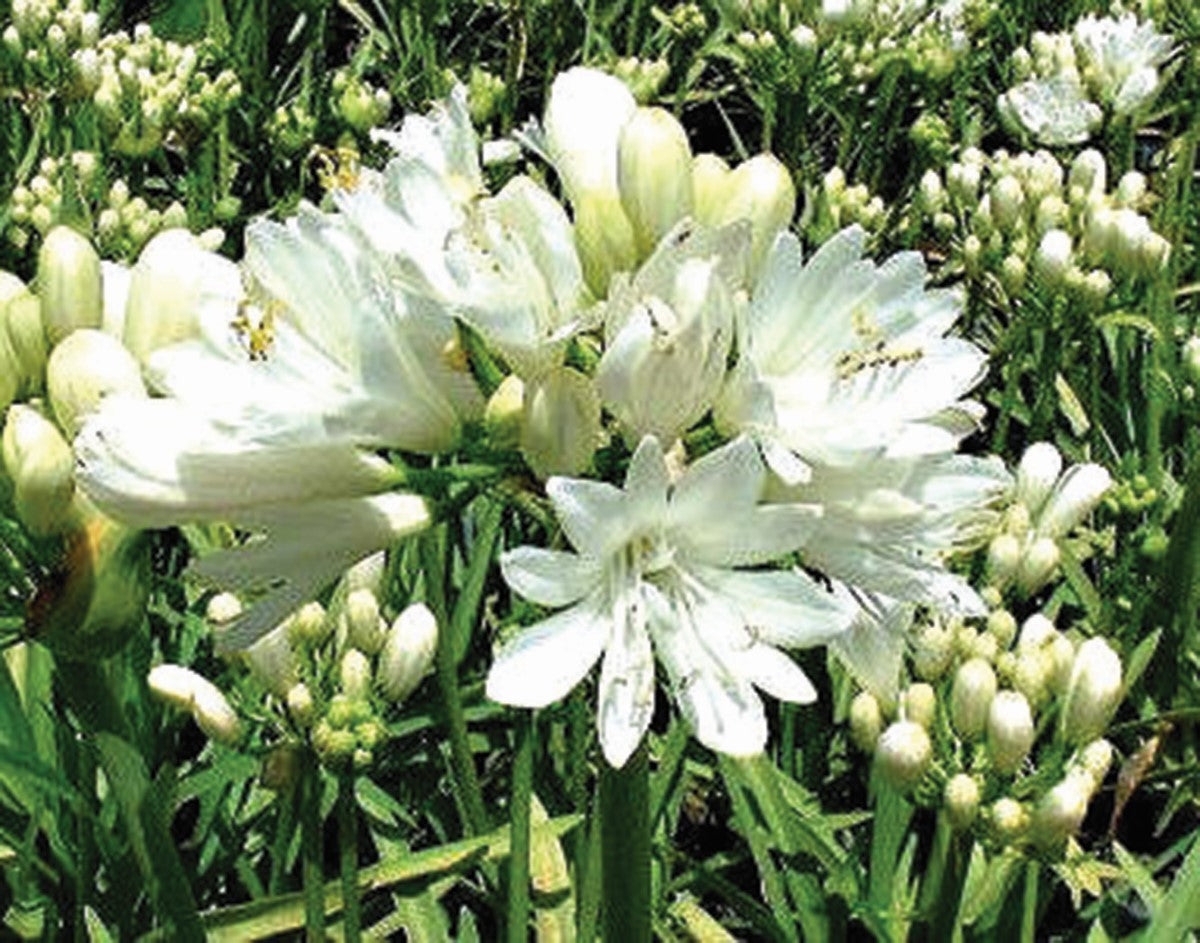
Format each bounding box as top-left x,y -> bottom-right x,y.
75,20 -> 241,156
997,13 -> 1172,145
803,167 -> 888,244
986,442 -> 1111,598
332,68 -> 392,133
849,601 -> 1126,856
609,57 -> 670,105
909,146 -> 1169,302
6,154 -> 198,258
3,0 -> 101,86
208,553 -> 439,772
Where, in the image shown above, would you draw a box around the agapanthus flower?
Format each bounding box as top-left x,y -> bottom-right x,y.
1072,13 -> 1172,115
487,435 -> 857,766
998,75 -> 1103,147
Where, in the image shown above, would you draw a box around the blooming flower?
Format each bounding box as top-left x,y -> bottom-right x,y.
998,75 -> 1103,147
486,435 -> 857,766
1072,13 -> 1172,115
715,225 -> 987,483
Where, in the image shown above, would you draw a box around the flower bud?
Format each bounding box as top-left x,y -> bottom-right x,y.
286,683 -> 315,726
2,404 -> 75,536
4,292 -> 49,395
246,624 -> 298,697
287,600 -> 330,648
344,588 -> 385,655
1061,637 -> 1122,744
901,683 -> 936,729
691,154 -> 732,226
991,176 -> 1025,232
1079,269 -> 1111,309
206,592 -> 242,625
875,720 -> 932,790
1034,771 -> 1091,849
990,797 -> 1028,844
944,774 -> 980,831
1114,171 -> 1147,207
987,609 -> 1018,649
987,690 -> 1034,774
999,254 -> 1027,295
39,226 -> 102,345
148,664 -> 241,745
344,552 -> 385,595
521,366 -> 601,479
484,374 -> 525,450
574,192 -> 638,297
339,648 -> 373,701
1015,442 -> 1062,515
379,602 -> 438,702
947,161 -> 981,206
918,170 -> 945,213
1068,149 -> 1106,199
912,622 -> 954,680
1045,632 -> 1075,695
1016,535 -> 1061,596
46,328 -> 146,438
617,107 -> 694,258
986,533 -> 1021,587
950,658 -> 997,740
722,155 -> 796,276
1035,195 -> 1068,235
849,690 -> 883,752
1035,229 -> 1073,286
1076,738 -> 1114,791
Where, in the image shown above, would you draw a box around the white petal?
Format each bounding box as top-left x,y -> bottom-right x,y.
696,567 -> 856,648
624,435 -> 670,522
500,546 -> 601,607
679,504 -> 821,568
545,476 -> 630,559
739,645 -> 818,704
544,67 -> 636,203
597,587 -> 656,768
828,600 -> 910,703
485,598 -> 607,708
1037,463 -> 1111,537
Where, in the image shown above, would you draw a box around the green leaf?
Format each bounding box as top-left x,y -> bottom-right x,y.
1122,628 -> 1162,696
1141,829 -> 1200,940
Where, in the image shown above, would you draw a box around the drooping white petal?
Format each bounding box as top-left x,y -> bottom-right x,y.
486,596 -> 608,708
1036,462 -> 1111,538
829,600 -> 911,703
695,567 -> 857,648
597,585 -> 656,768
500,546 -> 602,608
738,644 -> 818,704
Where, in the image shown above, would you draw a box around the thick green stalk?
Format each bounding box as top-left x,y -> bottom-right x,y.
421,530 -> 489,835
338,774 -> 361,943
600,742 -> 651,943
505,712 -> 535,943
300,754 -> 324,943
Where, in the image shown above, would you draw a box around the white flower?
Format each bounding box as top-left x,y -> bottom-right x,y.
998,75 -> 1103,147
1073,13 -> 1172,115
486,435 -> 856,766
597,222 -> 740,446
715,225 -> 987,483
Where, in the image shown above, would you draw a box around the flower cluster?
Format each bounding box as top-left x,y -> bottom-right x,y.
998,12 -> 1173,146
909,145 -> 1170,300
71,69 -> 1013,767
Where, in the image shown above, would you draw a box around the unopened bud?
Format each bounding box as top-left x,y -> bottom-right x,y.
39,226 -> 102,345
2,404 -> 75,536
1034,771 -> 1091,848
991,176 -> 1025,232
617,108 -> 694,258
1061,637 -> 1122,745
287,600 -> 330,647
1068,149 -> 1106,198
379,602 -> 439,702
722,155 -> 795,276
691,153 -> 732,226
944,774 -> 980,831
484,374 -> 525,450
987,609 -> 1018,649
1076,738 -> 1114,791
1035,229 -> 1073,286
206,592 -> 242,624
849,690 -> 883,752
46,328 -> 146,438
901,683 -> 936,729
987,690 -> 1035,774
987,533 -> 1021,587
990,797 -> 1028,844
1016,535 -> 1061,596
246,624 -> 298,697
148,664 -> 241,745
339,648 -> 373,700
1114,171 -> 1146,207
4,292 -> 48,395
286,683 -> 315,726
875,720 -> 932,790
521,366 -> 601,479
950,658 -> 997,741
344,588 -> 385,655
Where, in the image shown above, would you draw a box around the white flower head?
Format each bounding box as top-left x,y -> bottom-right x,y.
716,225 -> 987,484
998,75 -> 1103,147
486,435 -> 856,766
1072,13 -> 1172,115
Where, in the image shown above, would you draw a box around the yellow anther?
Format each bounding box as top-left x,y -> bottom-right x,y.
231,299 -> 283,361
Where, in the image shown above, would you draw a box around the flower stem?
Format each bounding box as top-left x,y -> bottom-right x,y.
505,711 -> 535,943
338,772 -> 361,943
600,741 -> 651,943
300,752 -> 324,943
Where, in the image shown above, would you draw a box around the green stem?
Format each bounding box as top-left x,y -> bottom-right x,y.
600,742 -> 651,943
338,774 -> 361,943
300,754 -> 324,943
917,813 -> 970,941
421,531 -> 490,835
505,712 -> 535,943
